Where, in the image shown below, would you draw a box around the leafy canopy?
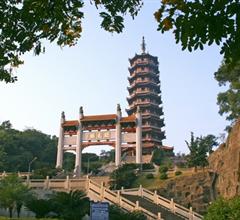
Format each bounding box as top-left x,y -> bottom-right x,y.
0,0 -> 142,83
0,174 -> 31,218
214,60 -> 240,124
204,197 -> 240,220
156,0 -> 240,66
186,132 -> 218,170
1,0 -> 240,83
110,163 -> 138,190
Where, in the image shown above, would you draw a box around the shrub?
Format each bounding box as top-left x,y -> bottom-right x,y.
142,163 -> 154,170
159,173 -> 168,180
175,170 -> 182,176
159,165 -> 168,173
146,173 -> 154,179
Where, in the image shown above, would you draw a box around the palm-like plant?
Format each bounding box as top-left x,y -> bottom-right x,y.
50,190 -> 89,220
0,174 -> 31,218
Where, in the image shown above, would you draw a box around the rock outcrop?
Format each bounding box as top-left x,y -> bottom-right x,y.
208,119 -> 240,198
155,119 -> 240,214
156,172 -> 212,214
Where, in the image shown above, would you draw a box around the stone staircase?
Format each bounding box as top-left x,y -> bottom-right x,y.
87,179 -> 203,220
121,194 -> 183,220
24,176 -> 203,220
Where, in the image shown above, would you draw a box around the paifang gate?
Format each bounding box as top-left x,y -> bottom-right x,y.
56,104 -> 142,177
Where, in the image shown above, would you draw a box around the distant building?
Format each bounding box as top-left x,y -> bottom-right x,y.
126,37 -> 173,154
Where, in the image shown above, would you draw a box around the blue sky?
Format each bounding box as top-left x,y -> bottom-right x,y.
0,1 -> 227,154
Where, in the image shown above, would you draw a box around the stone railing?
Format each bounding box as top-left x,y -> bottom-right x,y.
87,179 -> 162,220
120,185 -> 203,220
0,171 -> 30,178
0,174 -> 203,220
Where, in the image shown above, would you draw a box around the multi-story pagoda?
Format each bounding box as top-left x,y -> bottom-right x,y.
126,37 -> 169,154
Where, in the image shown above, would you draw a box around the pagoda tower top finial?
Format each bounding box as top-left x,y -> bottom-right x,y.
141,36 -> 146,54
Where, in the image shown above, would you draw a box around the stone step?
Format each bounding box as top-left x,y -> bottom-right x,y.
121,194 -> 185,220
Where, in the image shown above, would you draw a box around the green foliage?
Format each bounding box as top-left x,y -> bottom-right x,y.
1,1 -> 239,83
0,174 -> 31,218
31,167 -> 58,179
25,198 -> 53,218
110,164 -> 138,190
159,172 -> 168,180
26,190 -> 89,220
159,165 -> 168,173
109,205 -> 146,220
145,173 -> 154,179
141,163 -> 154,170
0,121 -> 57,172
175,170 -> 182,176
50,190 -> 89,220
152,148 -> 173,166
204,197 -> 240,220
186,132 -> 218,170
0,0 -> 142,83
156,0 -> 240,66
215,60 -> 240,124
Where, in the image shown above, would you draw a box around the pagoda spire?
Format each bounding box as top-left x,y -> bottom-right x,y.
141,36 -> 146,54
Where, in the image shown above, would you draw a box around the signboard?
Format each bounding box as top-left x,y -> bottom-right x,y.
90,202 -> 109,220
83,131 -> 115,141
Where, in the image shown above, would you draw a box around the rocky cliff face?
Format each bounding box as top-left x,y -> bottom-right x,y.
156,119 -> 240,214
157,172 -> 212,214
208,119 -> 240,198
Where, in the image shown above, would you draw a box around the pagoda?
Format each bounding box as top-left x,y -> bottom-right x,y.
126,37 -> 169,153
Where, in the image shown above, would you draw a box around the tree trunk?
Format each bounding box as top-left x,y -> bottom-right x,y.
9,207 -> 13,218
16,202 -> 22,218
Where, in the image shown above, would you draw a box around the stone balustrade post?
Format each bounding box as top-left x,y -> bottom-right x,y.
86,175 -> 90,191
154,190 -> 158,204
170,198 -> 175,213
189,207 -> 193,220
121,186 -> 124,193
117,190 -> 121,205
44,176 -> 49,189
65,175 -> 70,191
157,212 -> 161,220
119,197 -> 122,207
100,181 -> 104,201
138,185 -> 143,197
135,200 -> 139,210
26,174 -> 30,186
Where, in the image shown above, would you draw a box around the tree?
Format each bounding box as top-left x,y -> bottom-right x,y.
156,0 -> 240,67
0,0 -> 142,83
0,121 -> 12,130
50,190 -> 89,220
204,197 -> 240,220
0,121 -> 57,172
25,198 -> 53,218
1,1 -> 239,83
110,164 -> 138,190
0,174 -> 31,218
186,132 -> 218,171
0,145 -> 7,170
214,60 -> 240,125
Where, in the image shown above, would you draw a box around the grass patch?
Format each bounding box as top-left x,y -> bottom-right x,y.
133,168 -> 201,190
